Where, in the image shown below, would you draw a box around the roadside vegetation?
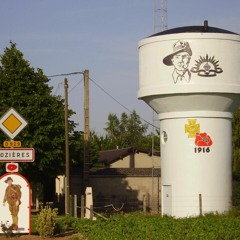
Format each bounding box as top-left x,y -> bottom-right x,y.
28,208 -> 240,240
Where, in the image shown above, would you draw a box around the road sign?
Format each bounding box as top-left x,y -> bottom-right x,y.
6,163 -> 19,172
0,173 -> 31,234
0,148 -> 34,162
0,108 -> 28,139
3,140 -> 21,148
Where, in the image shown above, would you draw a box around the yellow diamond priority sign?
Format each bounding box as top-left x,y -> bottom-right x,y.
0,108 -> 28,139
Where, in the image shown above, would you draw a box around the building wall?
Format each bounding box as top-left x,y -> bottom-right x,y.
57,151 -> 161,213
110,158 -> 130,168
70,174 -> 161,213
135,153 -> 160,168
110,153 -> 160,168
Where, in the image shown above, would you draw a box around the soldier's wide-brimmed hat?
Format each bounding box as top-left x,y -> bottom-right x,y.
163,40 -> 192,66
4,177 -> 13,183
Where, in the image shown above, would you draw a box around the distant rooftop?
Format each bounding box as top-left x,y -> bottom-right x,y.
70,167 -> 161,177
99,146 -> 160,165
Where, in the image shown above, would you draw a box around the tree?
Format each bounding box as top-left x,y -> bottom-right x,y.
233,109 -> 240,180
141,128 -> 161,152
104,110 -> 149,149
104,113 -> 120,147
89,131 -> 106,167
69,130 -> 84,167
0,42 -> 77,201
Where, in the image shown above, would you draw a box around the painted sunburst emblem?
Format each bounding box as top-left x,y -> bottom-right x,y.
191,54 -> 223,77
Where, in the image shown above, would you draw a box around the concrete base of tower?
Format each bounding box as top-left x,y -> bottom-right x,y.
160,111 -> 232,217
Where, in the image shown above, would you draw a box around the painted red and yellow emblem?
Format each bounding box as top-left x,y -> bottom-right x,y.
185,119 -> 213,153
195,132 -> 213,146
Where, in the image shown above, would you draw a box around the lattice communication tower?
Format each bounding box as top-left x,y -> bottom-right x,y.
154,0 -> 168,33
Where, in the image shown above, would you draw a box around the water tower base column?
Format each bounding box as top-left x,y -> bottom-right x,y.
159,111 -> 232,217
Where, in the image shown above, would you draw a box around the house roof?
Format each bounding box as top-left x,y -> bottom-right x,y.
70,167 -> 161,177
99,146 -> 160,165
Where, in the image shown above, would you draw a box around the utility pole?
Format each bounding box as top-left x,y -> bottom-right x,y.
83,69 -> 90,194
64,78 -> 70,215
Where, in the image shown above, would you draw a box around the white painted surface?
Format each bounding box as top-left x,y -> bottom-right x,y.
160,115 -> 232,217
162,185 -> 172,216
138,30 -> 240,217
85,187 -> 95,220
0,173 -> 31,234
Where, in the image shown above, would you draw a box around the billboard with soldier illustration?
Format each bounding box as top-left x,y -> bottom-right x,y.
0,173 -> 31,234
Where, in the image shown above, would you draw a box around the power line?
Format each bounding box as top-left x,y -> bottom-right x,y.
47,71 -> 84,78
48,71 -> 160,130
89,77 -> 132,113
69,78 -> 84,94
89,77 -> 160,130
53,82 -> 63,95
48,72 -> 84,95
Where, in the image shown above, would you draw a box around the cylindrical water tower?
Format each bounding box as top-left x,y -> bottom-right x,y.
138,22 -> 240,217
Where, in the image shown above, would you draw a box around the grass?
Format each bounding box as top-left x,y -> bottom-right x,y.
30,209 -> 240,240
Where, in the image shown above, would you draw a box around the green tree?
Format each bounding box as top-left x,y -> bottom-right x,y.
0,42 -> 76,201
233,109 -> 240,180
141,128 -> 161,151
89,131 -> 106,167
104,113 -> 120,147
69,130 -> 107,169
69,130 -> 84,167
104,110 -> 149,149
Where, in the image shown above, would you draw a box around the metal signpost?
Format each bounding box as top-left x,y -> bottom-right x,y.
0,108 -> 33,234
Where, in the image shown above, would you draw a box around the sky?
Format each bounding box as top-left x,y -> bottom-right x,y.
0,0 -> 239,135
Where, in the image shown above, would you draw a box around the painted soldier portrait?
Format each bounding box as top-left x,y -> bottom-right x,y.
163,40 -> 192,84
2,177 -> 22,230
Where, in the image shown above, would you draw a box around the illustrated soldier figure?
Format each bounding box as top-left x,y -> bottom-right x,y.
163,40 -> 192,84
2,177 -> 22,230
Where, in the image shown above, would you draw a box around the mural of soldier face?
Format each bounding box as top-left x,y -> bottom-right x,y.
171,52 -> 191,72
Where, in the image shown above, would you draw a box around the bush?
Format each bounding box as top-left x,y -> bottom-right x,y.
36,206 -> 58,237
71,211 -> 240,240
55,215 -> 78,234
0,221 -> 13,238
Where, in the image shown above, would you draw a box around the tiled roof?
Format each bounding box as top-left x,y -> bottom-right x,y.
99,146 -> 160,164
70,167 -> 161,177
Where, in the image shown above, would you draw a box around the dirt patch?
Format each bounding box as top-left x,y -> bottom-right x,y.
0,232 -> 86,240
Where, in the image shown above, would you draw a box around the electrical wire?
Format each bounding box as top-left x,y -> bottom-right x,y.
89,77 -> 160,130
89,77 -> 132,113
47,71 -> 160,130
53,82 -> 63,95
69,78 -> 84,94
47,72 -> 84,78
48,72 -> 84,94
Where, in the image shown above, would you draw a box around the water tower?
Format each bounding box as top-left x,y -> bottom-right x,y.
138,21 -> 240,217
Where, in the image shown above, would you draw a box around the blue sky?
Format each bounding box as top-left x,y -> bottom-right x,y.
0,0 -> 239,135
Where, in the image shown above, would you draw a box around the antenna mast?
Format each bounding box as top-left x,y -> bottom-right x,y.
154,0 -> 168,33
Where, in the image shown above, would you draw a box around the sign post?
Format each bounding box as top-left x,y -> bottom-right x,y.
0,148 -> 35,162
0,108 -> 28,140
0,108 -> 32,235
